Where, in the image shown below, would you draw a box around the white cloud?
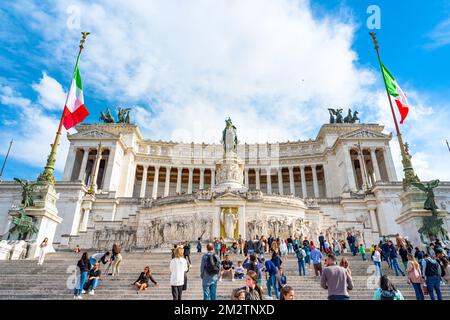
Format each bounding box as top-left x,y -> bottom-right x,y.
0,82 -> 69,173
0,85 -> 31,108
32,72 -> 67,110
16,0 -> 376,144
4,0 -> 450,182
425,17 -> 450,49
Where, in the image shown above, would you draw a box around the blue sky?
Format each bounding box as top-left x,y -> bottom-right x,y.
1,0 -> 449,182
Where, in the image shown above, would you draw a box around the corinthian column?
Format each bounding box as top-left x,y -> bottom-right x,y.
140,165 -> 148,198
187,167 -> 194,194
78,148 -> 89,183
211,169 -> 216,189
312,164 -> 319,198
288,166 -> 295,196
266,168 -> 272,194
152,166 -> 160,199
278,168 -> 283,195
176,167 -> 182,194
164,166 -> 171,197
300,165 -> 307,198
244,169 -> 249,188
255,168 -> 260,190
199,168 -> 205,190
343,145 -> 357,191
370,148 -> 381,181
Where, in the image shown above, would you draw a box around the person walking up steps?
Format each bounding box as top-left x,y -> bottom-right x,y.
359,244 -> 366,261
37,237 -> 49,266
421,253 -> 442,300
311,246 -> 323,277
183,241 -> 192,266
197,237 -> 202,253
321,254 -> 353,300
388,240 -> 405,276
406,253 -> 424,300
295,245 -> 306,276
373,245 -> 383,277
200,243 -> 221,300
170,246 -> 188,300
303,242 -> 311,270
108,244 -> 122,276
264,257 -> 279,299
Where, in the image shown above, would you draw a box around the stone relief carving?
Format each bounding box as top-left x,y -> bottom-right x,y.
141,216 -> 213,250
93,225 -> 137,251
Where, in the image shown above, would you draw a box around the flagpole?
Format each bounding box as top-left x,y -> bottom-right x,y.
369,32 -> 418,188
0,139 -> 13,180
37,32 -> 90,186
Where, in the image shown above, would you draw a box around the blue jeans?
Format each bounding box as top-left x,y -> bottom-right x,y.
85,278 -> 99,291
73,271 -> 88,296
266,274 -> 279,299
392,258 -> 405,276
426,276 -> 442,300
328,295 -> 350,300
298,260 -> 306,276
202,280 -> 217,300
305,255 -> 311,266
320,242 -> 325,252
412,282 -> 424,300
361,253 -> 366,261
383,254 -> 392,268
287,243 -> 293,253
373,261 -> 382,277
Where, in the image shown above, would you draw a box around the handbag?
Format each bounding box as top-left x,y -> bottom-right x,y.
423,285 -> 429,295
182,273 -> 188,291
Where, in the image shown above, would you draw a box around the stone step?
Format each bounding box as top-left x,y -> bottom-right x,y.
1,251 -> 447,300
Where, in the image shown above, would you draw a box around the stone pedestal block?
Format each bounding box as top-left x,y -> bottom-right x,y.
395,188 -> 448,246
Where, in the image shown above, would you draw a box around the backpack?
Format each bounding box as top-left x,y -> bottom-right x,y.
205,254 -> 220,275
296,249 -> 305,261
380,289 -> 396,300
425,259 -> 439,277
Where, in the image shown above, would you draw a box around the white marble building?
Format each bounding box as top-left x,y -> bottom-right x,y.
1,122 -> 449,250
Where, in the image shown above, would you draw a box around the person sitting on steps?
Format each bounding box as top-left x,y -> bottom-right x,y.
133,266 -> 158,294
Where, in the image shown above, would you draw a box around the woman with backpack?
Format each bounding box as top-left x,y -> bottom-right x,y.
373,275 -> 404,300
406,253 -> 424,300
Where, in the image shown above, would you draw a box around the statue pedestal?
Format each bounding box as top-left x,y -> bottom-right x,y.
395,188 -> 448,246
0,241 -> 13,260
214,154 -> 248,193
8,184 -> 63,259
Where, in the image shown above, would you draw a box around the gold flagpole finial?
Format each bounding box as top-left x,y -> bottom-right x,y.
79,32 -> 90,50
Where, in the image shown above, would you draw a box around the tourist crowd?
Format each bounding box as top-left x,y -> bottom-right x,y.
69,232 -> 449,300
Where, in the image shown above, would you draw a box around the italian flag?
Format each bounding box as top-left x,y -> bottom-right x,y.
62,64 -> 89,129
380,62 -> 409,124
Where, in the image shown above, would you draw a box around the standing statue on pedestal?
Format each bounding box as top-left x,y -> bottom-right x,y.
412,179 -> 449,241
9,178 -> 39,240
221,208 -> 238,240
14,178 -> 38,208
222,118 -> 239,154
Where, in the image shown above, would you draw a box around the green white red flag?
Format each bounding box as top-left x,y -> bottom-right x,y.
62,64 -> 88,129
380,62 -> 409,124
